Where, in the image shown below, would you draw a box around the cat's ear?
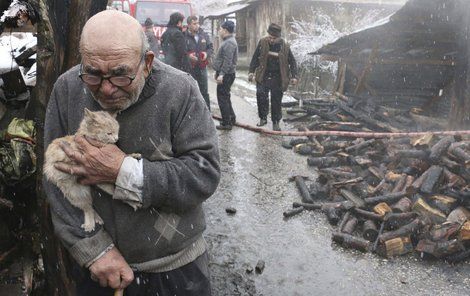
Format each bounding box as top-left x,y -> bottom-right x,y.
84,108 -> 95,118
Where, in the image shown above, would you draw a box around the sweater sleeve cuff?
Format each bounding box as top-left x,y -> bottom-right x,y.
69,229 -> 114,267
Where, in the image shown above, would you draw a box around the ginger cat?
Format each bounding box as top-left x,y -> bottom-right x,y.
44,108 -> 119,232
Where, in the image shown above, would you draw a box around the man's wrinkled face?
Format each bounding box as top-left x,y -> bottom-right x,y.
81,50 -> 147,112
188,19 -> 199,34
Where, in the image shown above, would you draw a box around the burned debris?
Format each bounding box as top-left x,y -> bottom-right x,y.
283,94 -> 470,262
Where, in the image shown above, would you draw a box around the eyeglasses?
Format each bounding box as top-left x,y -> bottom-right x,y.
79,53 -> 145,87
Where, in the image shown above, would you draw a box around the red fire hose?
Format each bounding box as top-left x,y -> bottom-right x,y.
212,115 -> 470,139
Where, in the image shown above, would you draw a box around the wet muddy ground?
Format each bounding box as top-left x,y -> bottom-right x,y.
204,75 -> 470,296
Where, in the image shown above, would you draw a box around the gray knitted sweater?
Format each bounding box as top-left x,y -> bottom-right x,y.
43,60 -> 220,272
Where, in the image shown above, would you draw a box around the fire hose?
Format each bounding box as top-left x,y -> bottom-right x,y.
212,115 -> 470,139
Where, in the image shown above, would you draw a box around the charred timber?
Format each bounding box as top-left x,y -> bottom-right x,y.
307,157 -> 343,168
391,197 -> 412,213
338,212 -> 351,232
340,189 -> 366,208
379,218 -> 424,243
324,206 -> 342,225
283,206 -> 304,218
364,191 -> 407,206
429,136 -> 455,163
352,208 -> 383,221
394,150 -> 429,159
420,165 -> 443,194
332,232 -> 371,252
362,220 -> 379,242
294,176 -> 314,204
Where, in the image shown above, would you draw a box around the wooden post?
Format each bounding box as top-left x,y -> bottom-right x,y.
28,0 -> 107,294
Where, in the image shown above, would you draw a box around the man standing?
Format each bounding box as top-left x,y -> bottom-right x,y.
144,17 -> 159,55
184,15 -> 213,109
43,10 -> 219,295
161,12 -> 190,72
212,20 -> 238,130
248,23 -> 298,131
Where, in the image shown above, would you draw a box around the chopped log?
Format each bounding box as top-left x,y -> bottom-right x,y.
403,175 -> 415,192
410,169 -> 431,193
394,149 -> 429,159
448,143 -> 470,166
428,195 -> 458,216
446,207 -> 470,224
373,203 -> 392,217
416,239 -> 464,258
339,188 -> 366,208
338,212 -> 351,232
352,208 -> 383,221
363,220 -> 379,242
364,191 -> 407,206
255,260 -> 265,274
384,212 -> 419,229
283,206 -> 304,218
379,236 -> 414,258
391,197 -> 412,213
332,232 -> 371,252
342,217 -> 358,234
430,222 -> 461,241
369,179 -> 389,196
379,218 -> 424,242
442,168 -> 465,188
392,175 -> 407,193
309,182 -> 329,200
294,143 -> 317,156
459,221 -> 470,241
429,136 -> 455,163
292,202 -> 321,211
305,107 -> 341,122
324,206 -> 342,225
307,156 -> 342,168
353,182 -> 370,199
321,141 -> 352,152
294,176 -> 314,204
336,99 -> 400,132
331,177 -> 364,187
412,198 -> 447,225
420,165 -> 443,194
440,156 -> 461,172
368,166 -> 385,180
320,168 -> 356,179
345,139 -> 376,154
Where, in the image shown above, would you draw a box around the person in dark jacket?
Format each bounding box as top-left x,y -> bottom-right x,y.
144,18 -> 159,55
184,15 -> 213,109
161,12 -> 190,72
212,20 -> 238,130
248,23 -> 298,131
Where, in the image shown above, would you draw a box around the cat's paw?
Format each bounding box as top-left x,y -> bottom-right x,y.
129,153 -> 142,160
95,215 -> 104,225
81,222 -> 96,232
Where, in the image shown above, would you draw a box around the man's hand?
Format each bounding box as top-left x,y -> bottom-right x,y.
290,78 -> 298,86
248,73 -> 254,82
216,75 -> 223,85
200,52 -> 207,61
89,247 -> 134,289
55,135 -> 126,185
188,52 -> 198,62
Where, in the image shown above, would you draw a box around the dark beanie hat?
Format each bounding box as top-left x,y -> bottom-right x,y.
267,23 -> 281,37
221,20 -> 235,33
144,17 -> 153,27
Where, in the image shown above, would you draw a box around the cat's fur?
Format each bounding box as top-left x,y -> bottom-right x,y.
44,108 -> 119,232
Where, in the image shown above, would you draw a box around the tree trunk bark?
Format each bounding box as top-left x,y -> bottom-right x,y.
28,1 -> 107,294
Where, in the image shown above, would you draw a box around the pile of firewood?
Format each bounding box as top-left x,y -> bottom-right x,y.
282,100 -> 470,262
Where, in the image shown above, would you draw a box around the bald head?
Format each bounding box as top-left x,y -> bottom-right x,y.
80,10 -> 144,57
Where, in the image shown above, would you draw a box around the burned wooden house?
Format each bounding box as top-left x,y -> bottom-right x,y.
314,0 -> 470,128
205,0 -> 404,61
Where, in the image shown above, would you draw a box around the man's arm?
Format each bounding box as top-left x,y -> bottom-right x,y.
249,41 -> 262,73
204,31 -> 213,58
140,78 -> 220,211
218,42 -> 236,76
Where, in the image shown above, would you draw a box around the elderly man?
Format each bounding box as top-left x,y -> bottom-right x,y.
248,23 -> 298,131
43,10 -> 219,296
